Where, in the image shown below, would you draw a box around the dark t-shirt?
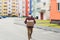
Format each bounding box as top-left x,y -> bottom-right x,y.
24,16 -> 36,28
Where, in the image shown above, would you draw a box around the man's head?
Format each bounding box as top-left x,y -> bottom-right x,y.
28,15 -> 32,17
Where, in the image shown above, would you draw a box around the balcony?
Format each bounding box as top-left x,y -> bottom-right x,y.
12,4 -> 16,6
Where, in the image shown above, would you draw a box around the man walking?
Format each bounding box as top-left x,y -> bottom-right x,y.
24,15 -> 36,40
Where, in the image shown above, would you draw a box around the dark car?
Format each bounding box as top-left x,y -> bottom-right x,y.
0,16 -> 2,19
2,16 -> 6,18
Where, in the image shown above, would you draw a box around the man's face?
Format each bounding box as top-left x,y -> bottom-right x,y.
28,15 -> 31,17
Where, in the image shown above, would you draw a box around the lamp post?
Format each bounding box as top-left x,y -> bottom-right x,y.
30,0 -> 32,15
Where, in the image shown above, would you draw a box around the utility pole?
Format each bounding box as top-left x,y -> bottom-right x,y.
30,0 -> 32,15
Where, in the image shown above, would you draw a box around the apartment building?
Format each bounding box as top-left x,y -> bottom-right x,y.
2,0 -> 8,16
0,0 -> 2,16
32,0 -> 50,20
7,0 -> 12,16
22,0 -> 26,16
0,0 -> 19,16
50,0 -> 60,23
0,0 -> 27,17
12,0 -> 17,16
25,0 -> 30,16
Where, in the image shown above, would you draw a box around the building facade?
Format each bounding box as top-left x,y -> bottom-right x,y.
22,0 -> 26,16
2,0 -> 8,16
50,0 -> 60,23
25,0 -> 30,16
0,0 -> 2,16
0,0 -> 20,16
32,0 -> 50,20
0,0 -> 50,18
0,0 -> 34,17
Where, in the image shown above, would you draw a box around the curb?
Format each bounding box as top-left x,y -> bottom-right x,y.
36,26 -> 60,33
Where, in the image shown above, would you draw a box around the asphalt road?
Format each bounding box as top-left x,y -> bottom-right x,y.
0,17 -> 60,40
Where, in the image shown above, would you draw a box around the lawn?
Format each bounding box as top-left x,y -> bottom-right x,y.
21,18 -> 60,28
36,19 -> 60,28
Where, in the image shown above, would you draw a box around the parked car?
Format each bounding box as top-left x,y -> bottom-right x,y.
2,16 -> 6,18
0,16 -> 2,19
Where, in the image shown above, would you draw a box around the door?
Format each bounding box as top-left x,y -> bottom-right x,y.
40,12 -> 44,20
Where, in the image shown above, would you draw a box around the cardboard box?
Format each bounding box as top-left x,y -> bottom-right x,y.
27,20 -> 34,26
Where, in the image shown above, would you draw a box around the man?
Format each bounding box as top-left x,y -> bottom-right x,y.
24,15 -> 36,40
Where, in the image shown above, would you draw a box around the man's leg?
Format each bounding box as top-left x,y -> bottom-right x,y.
27,27 -> 33,40
31,28 -> 33,35
29,27 -> 33,39
27,28 -> 31,40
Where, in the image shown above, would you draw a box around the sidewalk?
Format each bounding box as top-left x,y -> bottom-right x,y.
14,18 -> 60,33
35,26 -> 60,33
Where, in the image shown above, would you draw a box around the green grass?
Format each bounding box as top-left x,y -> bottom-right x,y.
36,19 -> 60,28
21,18 -> 60,28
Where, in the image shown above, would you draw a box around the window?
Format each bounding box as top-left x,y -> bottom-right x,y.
0,12 -> 2,14
9,4 -> 10,6
0,2 -> 1,4
22,6 -> 25,8
43,3 -> 46,6
0,6 -> 1,7
37,8 -> 40,9
9,0 -> 10,2
16,3 -> 18,5
9,8 -> 10,9
16,0 -> 18,2
12,0 -> 15,1
57,0 -> 60,11
22,11 -> 24,13
4,2 -> 7,4
0,9 -> 1,11
12,9 -> 15,11
4,9 -> 7,10
12,0 -> 16,2
58,3 -> 60,11
12,2 -> 15,4
9,11 -> 11,12
12,12 -> 15,14
4,12 -> 7,14
12,6 -> 15,7
48,7 -> 50,11
37,8 -> 40,12
4,5 -> 7,7
37,0 -> 40,3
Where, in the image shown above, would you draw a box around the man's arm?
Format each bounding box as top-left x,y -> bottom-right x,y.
33,18 -> 36,24
24,18 -> 27,24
